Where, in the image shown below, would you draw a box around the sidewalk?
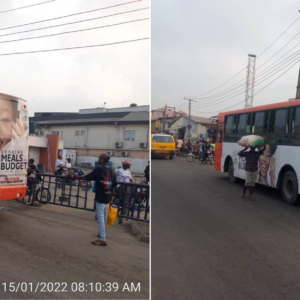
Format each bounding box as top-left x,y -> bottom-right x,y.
0,199 -> 149,299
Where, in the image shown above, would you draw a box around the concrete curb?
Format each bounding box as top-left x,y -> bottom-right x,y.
128,220 -> 149,244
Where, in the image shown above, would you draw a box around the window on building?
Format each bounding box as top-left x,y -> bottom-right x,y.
81,131 -> 86,136
40,131 -> 44,136
51,131 -> 59,135
75,131 -> 80,136
124,130 -> 135,141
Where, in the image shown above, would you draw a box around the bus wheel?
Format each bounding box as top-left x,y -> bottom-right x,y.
228,159 -> 237,183
281,171 -> 299,205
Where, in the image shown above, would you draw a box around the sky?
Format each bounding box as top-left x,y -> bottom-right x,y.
152,0 -> 300,117
0,0 -> 150,116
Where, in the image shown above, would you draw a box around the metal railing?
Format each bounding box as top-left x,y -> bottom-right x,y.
25,174 -> 150,223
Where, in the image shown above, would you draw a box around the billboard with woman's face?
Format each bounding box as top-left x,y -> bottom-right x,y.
0,94 -> 28,185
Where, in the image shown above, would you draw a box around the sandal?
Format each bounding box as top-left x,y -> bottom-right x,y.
91,240 -> 107,246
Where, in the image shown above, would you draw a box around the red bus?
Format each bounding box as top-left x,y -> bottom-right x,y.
214,99 -> 300,205
0,93 -> 28,201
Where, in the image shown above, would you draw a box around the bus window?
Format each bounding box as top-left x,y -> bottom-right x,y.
291,107 -> 300,144
274,109 -> 288,134
217,125 -> 223,143
253,111 -> 268,135
237,113 -> 251,138
225,116 -> 233,134
224,115 -> 238,142
269,108 -> 289,143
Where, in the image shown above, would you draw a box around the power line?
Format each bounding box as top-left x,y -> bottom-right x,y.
189,15 -> 300,98
0,38 -> 150,56
193,54 -> 300,108
0,18 -> 149,44
0,7 -> 149,38
195,56 -> 300,115
192,35 -> 300,102
257,16 -> 300,57
174,98 -> 184,107
256,31 -> 300,71
193,50 -> 300,104
0,0 -> 143,31
0,0 -> 55,14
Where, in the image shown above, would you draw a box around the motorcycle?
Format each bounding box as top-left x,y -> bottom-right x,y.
186,149 -> 203,162
202,149 -> 215,165
55,167 -> 92,191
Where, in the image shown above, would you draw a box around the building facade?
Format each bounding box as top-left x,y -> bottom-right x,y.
30,105 -> 149,173
169,115 -> 212,140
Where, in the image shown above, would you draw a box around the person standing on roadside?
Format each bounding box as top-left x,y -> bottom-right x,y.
114,160 -> 133,218
72,154 -> 116,246
144,161 -> 149,183
176,139 -> 183,155
238,143 -> 266,201
27,158 -> 42,207
115,160 -> 133,183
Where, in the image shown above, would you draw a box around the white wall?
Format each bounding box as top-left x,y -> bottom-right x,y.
76,155 -> 148,174
48,124 -> 149,150
28,146 -> 40,164
29,136 -> 48,147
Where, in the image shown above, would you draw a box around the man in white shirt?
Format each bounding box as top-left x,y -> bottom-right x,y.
65,158 -> 73,175
114,160 -> 133,220
115,160 -> 132,183
55,155 -> 64,175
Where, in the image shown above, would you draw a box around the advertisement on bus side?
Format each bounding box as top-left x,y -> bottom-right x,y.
0,97 -> 28,186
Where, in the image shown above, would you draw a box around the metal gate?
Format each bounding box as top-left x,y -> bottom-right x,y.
26,174 -> 150,223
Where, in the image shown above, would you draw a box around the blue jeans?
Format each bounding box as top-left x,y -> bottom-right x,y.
95,202 -> 109,241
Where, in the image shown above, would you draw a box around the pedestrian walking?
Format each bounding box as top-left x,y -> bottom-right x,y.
238,144 -> 266,201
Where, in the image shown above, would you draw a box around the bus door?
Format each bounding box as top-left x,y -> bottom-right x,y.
214,124 -> 223,171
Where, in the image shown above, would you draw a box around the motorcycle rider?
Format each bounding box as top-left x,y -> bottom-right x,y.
65,158 -> 73,175
55,154 -> 64,175
194,140 -> 201,155
202,139 -> 212,163
27,158 -> 42,207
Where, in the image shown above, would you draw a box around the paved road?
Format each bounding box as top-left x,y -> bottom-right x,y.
0,200 -> 149,299
152,157 -> 300,300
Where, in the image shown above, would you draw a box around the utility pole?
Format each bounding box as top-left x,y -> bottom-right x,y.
296,67 -> 300,99
162,104 -> 167,132
184,97 -> 197,137
245,54 -> 256,108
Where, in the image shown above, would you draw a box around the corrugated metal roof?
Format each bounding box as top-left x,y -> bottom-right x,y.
119,111 -> 149,121
35,111 -> 149,126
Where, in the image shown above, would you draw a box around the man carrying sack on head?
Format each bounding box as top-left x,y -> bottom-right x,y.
238,137 -> 266,201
